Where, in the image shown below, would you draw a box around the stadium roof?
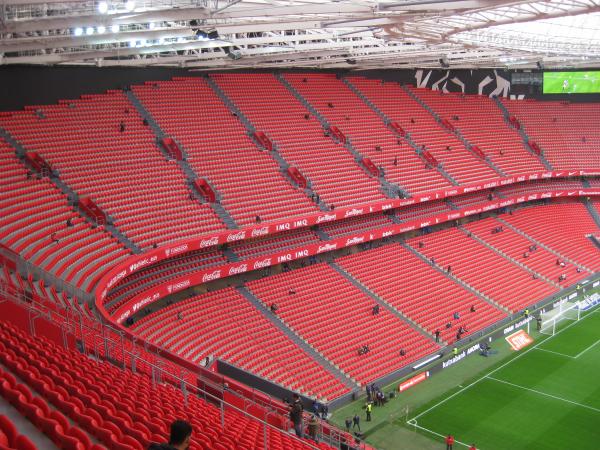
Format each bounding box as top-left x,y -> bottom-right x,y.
1,0 -> 599,69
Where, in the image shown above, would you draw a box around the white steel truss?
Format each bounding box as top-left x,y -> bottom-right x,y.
1,0 -> 599,68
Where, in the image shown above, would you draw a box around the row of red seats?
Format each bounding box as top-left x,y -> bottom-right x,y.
0,319 -> 333,450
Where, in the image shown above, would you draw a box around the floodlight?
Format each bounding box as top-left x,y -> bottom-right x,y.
111,24 -> 120,33
125,0 -> 135,12
98,2 -> 109,14
97,26 -> 106,34
74,27 -> 83,36
86,27 -> 94,35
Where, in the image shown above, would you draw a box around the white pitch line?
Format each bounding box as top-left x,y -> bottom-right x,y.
574,338 -> 600,359
408,307 -> 600,423
533,347 -> 575,359
410,421 -> 476,449
486,376 -> 600,414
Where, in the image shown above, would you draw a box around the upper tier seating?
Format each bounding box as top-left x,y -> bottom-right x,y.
337,243 -> 506,344
213,73 -> 387,208
0,138 -> 130,292
464,217 -> 590,287
131,287 -> 350,401
246,264 -> 440,385
0,320 -> 334,450
345,77 -> 497,184
499,202 -> 600,271
500,99 -> 600,169
0,91 -> 225,250
285,73 -> 451,194
410,88 -> 545,174
407,227 -> 557,312
132,78 -> 319,227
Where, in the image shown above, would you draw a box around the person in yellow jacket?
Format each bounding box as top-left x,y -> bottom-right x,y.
366,402 -> 373,421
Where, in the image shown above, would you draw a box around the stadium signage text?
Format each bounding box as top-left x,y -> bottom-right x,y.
503,317 -> 532,335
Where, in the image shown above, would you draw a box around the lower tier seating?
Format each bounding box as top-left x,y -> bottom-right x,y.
132,288 -> 350,401
464,217 -> 590,286
499,202 -> 600,271
0,320 -> 334,450
246,264 -> 440,386
337,243 -> 507,344
407,227 -> 557,312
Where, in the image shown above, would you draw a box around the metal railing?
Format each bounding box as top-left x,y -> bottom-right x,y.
0,278 -> 347,449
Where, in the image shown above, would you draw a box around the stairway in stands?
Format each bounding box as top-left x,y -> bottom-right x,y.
125,88 -> 239,229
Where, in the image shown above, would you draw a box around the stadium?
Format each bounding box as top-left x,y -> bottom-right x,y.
1,1 -> 600,449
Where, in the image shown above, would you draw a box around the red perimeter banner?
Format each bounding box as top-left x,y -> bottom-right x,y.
399,371 -> 430,392
106,188 -> 600,325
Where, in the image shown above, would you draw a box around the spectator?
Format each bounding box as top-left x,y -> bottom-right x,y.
446,145 -> 451,151
399,348 -> 406,357
289,393 -> 304,438
430,257 -> 436,266
143,118 -> 149,126
327,102 -> 334,108
453,312 -> 460,320
148,419 -> 192,450
366,384 -> 372,402
372,304 -> 380,315
447,265 -> 452,274
153,242 -> 158,249
320,403 -> 329,420
119,121 -> 126,132
308,415 -> 319,441
375,145 -> 382,152
419,241 -> 425,248
256,215 -> 261,224
289,288 -> 296,295
523,252 -> 529,258
353,413 -> 361,431
312,400 -> 320,416
304,113 -> 310,120
344,417 -> 352,432
434,329 -> 441,343
456,331 -> 462,342
205,356 -> 210,367
393,156 -> 398,166
487,192 -> 493,201
270,303 -> 278,313
176,312 -> 182,320
66,218 -> 73,227
410,118 -> 415,124
446,322 -> 452,329
470,305 -> 476,313
51,232 -> 59,244
576,267 -> 582,273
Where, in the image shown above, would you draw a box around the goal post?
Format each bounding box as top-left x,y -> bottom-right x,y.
539,301 -> 582,336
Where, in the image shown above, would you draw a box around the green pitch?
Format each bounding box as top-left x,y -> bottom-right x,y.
409,308 -> 600,450
543,71 -> 600,94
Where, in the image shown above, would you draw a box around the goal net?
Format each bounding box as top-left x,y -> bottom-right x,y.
540,301 -> 581,336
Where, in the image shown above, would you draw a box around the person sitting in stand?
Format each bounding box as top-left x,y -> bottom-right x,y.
576,267 -> 582,273
399,348 -> 406,357
523,252 -> 529,258
453,312 -> 460,320
327,102 -> 334,108
375,145 -> 382,152
270,303 -> 278,313
446,145 -> 451,151
304,113 -> 310,120
560,260 -> 566,267
470,304 -> 476,313
119,121 -> 126,132
418,241 -> 425,248
372,304 -> 380,315
289,287 -> 296,295
256,215 -> 261,224
66,217 -> 73,227
393,156 -> 398,166
410,118 -> 415,124
446,322 -> 452,329
447,265 -> 452,274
